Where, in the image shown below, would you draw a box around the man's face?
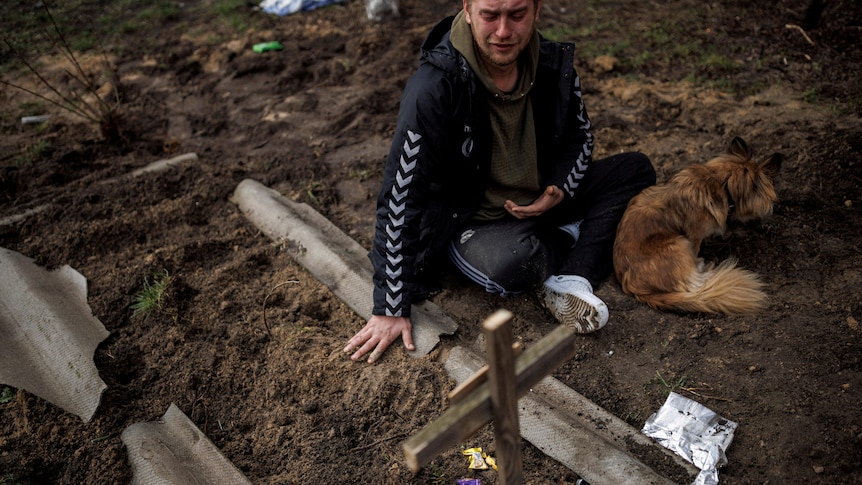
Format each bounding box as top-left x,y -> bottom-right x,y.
463,0 -> 541,71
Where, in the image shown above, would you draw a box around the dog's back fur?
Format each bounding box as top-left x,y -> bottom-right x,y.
613,137 -> 782,314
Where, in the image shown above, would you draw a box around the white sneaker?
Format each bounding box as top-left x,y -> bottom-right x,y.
558,220 -> 582,244
541,275 -> 609,333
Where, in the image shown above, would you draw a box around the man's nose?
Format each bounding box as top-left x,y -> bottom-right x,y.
496,18 -> 513,38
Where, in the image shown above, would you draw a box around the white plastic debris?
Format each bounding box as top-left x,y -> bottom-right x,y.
259,0 -> 344,16
642,392 -> 737,485
122,403 -> 252,485
21,115 -> 51,124
0,247 -> 109,422
366,0 -> 398,22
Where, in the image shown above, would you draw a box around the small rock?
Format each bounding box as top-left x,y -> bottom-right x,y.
275,413 -> 293,426
302,400 -> 319,414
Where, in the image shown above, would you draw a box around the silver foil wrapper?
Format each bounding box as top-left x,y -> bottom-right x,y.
642,392 -> 737,485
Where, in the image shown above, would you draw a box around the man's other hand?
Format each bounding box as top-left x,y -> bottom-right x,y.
343,314 -> 414,364
504,185 -> 564,219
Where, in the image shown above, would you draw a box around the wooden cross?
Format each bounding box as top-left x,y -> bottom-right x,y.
402,309 -> 582,484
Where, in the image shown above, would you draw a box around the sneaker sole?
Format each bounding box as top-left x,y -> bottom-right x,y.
541,286 -> 609,334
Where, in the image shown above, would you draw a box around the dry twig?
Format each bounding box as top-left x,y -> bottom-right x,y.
350,432 -> 411,452
1,4 -> 124,141
679,383 -> 730,402
785,24 -> 816,46
262,280 -> 300,335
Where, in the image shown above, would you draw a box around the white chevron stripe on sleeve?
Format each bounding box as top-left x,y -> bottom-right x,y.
383,129 -> 422,314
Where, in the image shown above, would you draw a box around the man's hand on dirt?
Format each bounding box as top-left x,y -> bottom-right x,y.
343,314 -> 414,364
505,185 -> 564,219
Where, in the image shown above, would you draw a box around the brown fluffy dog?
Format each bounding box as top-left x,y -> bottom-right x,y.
613,137 -> 782,314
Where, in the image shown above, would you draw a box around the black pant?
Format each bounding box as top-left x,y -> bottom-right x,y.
448,152 -> 655,293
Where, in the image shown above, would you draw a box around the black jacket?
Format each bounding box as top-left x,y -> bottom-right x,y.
370,16 -> 594,318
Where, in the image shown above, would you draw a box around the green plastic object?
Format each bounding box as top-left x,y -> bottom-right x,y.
252,41 -> 284,53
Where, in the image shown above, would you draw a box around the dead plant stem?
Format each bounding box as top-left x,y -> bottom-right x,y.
262,280 -> 300,335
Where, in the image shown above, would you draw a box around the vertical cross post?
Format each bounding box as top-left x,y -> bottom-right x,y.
484,309 -> 523,484
402,311 -> 580,475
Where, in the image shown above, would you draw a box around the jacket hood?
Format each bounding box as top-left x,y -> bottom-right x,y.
419,16 -> 463,77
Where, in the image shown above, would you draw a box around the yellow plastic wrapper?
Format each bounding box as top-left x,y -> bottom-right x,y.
462,448 -> 488,470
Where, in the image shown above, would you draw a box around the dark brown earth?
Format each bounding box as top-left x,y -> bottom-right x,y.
1,0 -> 861,483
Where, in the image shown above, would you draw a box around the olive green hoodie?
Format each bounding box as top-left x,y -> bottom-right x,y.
450,9 -> 542,221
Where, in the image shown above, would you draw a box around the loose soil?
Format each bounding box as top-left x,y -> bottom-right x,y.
1,1 -> 860,484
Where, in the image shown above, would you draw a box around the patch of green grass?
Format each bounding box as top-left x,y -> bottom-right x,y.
654,370 -> 687,396
214,0 -> 250,32
18,100 -> 45,115
642,22 -> 674,46
349,168 -> 371,181
95,0 -> 143,36
554,1 -> 754,92
138,0 -> 182,22
1,0 -> 217,57
1,1 -> 102,59
0,386 -> 16,404
424,462 -> 447,485
540,24 -> 580,42
626,49 -> 653,70
99,0 -> 182,37
601,38 -> 633,59
130,270 -> 173,320
543,18 -> 630,59
700,51 -> 738,72
13,139 -> 52,167
91,432 -> 118,443
624,409 -> 643,424
844,96 -> 862,115
742,79 -> 770,97
0,473 -> 20,485
305,180 -> 323,203
712,78 -> 736,93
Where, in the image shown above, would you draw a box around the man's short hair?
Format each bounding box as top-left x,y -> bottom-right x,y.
466,0 -> 540,7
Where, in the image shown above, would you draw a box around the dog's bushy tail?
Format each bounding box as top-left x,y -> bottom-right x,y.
641,259 -> 767,314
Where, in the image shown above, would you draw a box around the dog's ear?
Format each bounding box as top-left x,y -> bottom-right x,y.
760,153 -> 783,178
728,137 -> 750,159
